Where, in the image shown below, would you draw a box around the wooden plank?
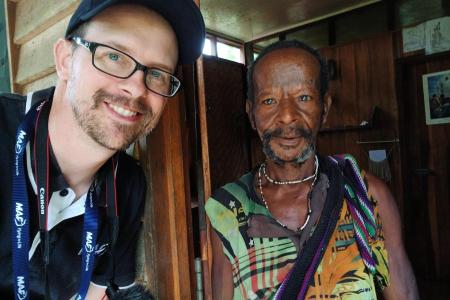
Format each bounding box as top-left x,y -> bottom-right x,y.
175,66 -> 198,296
14,0 -> 79,45
318,44 -> 359,159
21,72 -> 57,94
147,95 -> 192,299
196,55 -> 213,300
203,56 -> 249,191
319,34 -> 403,216
244,42 -> 254,66
1,0 -> 11,91
130,137 -> 159,294
15,15 -> 70,86
401,62 -> 433,278
425,56 -> 450,280
5,0 -> 18,92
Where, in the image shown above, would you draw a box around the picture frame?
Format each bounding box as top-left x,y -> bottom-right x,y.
422,69 -> 450,125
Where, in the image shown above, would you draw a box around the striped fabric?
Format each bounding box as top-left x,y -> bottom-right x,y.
207,173 -> 296,299
206,159 -> 390,300
329,154 -> 378,275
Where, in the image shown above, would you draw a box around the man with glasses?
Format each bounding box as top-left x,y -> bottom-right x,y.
0,0 -> 204,299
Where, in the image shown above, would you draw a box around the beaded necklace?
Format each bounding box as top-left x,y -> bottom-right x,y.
262,155 -> 319,185
257,161 -> 319,233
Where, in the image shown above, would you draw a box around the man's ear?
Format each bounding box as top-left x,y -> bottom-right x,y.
54,38 -> 73,81
246,99 -> 256,130
321,94 -> 332,126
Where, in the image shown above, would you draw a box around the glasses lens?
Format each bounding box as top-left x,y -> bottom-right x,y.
146,68 -> 180,97
93,45 -> 135,78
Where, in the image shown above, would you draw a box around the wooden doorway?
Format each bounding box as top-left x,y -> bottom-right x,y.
397,51 -> 450,299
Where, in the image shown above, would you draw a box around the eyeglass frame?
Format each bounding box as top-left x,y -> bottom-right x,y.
69,36 -> 181,98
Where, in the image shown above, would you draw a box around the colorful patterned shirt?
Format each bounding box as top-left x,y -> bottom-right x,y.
205,163 -> 389,299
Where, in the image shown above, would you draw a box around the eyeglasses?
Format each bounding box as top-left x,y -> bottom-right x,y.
70,36 -> 181,98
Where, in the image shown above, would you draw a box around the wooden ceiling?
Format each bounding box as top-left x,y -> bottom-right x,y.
200,0 -> 382,42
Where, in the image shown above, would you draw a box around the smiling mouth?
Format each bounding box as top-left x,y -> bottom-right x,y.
276,135 -> 301,140
108,103 -> 138,118
274,136 -> 302,146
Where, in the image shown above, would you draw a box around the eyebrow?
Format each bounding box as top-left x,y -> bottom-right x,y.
101,40 -> 175,74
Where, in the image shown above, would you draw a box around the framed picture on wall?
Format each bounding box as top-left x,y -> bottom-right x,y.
422,69 -> 450,125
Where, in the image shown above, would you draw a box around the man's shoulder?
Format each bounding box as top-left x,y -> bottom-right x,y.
0,90 -> 26,101
0,87 -> 55,113
216,171 -> 253,195
116,151 -> 147,198
0,91 -> 26,113
0,92 -> 25,100
207,171 -> 254,209
117,151 -> 145,178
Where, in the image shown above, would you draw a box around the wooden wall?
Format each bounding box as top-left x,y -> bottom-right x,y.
396,51 -> 450,294
218,32 -> 450,297
318,33 -> 403,211
202,55 -> 250,191
5,0 -> 79,93
249,33 -> 404,212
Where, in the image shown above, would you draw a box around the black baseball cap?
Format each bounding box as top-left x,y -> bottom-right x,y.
65,0 -> 205,64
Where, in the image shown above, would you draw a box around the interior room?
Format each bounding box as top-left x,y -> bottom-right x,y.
1,0 -> 449,298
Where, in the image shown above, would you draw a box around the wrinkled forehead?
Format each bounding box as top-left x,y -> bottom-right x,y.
254,48 -> 320,90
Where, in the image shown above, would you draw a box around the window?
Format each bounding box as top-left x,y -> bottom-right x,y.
201,34 -> 244,64
217,41 -> 242,63
202,38 -> 213,56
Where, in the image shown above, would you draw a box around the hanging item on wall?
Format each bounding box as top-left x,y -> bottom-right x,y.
402,23 -> 425,53
327,59 -> 338,80
425,16 -> 450,55
368,149 -> 391,182
422,69 -> 450,125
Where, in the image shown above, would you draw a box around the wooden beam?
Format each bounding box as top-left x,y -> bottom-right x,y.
193,0 -> 213,296
244,42 -> 254,66
327,18 -> 336,46
146,94 -> 193,299
13,0 -> 79,45
22,72 -> 57,94
386,0 -> 395,31
249,0 -> 381,44
5,0 -> 18,92
15,15 -> 70,86
195,55 -> 213,300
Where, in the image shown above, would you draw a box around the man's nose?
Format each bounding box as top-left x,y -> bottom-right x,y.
117,69 -> 147,99
277,100 -> 299,125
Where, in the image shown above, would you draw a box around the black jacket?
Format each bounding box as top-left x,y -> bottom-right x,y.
0,88 -> 147,299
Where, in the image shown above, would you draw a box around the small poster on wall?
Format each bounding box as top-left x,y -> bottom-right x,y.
425,16 -> 450,54
402,23 -> 425,53
422,70 -> 450,125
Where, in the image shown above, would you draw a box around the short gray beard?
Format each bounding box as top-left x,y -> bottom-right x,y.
262,126 -> 316,166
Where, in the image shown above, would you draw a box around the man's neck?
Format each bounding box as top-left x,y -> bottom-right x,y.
265,155 -> 317,183
48,84 -> 115,198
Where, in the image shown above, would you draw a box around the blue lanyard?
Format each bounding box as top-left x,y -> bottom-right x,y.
11,99 -> 117,300
76,181 -> 99,299
11,100 -> 45,300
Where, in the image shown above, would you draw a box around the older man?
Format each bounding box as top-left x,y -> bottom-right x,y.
206,40 -> 418,299
0,0 -> 204,299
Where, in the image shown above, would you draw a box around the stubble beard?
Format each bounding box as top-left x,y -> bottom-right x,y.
72,89 -> 154,151
262,126 -> 316,166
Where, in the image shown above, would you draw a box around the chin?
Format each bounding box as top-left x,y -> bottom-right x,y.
266,145 -> 315,165
92,135 -> 134,152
